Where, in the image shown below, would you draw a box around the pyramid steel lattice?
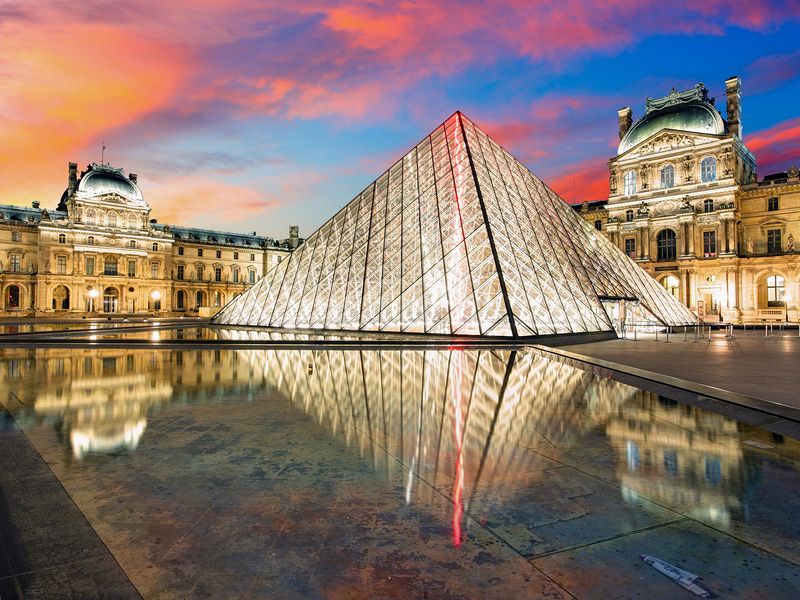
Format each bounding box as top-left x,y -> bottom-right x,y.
214,112 -> 696,337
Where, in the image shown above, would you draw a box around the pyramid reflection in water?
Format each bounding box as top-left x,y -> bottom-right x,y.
214,112 -> 695,337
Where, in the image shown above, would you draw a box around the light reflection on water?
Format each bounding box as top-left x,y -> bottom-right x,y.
1,345 -> 798,540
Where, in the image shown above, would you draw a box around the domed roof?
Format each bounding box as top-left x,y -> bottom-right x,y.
619,84 -> 726,154
78,164 -> 143,202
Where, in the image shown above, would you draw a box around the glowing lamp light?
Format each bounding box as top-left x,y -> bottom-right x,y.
88,289 -> 99,298
150,290 -> 162,300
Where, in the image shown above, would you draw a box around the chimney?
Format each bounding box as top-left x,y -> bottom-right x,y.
289,225 -> 299,239
618,107 -> 632,140
725,76 -> 742,138
129,173 -> 138,183
68,162 -> 78,195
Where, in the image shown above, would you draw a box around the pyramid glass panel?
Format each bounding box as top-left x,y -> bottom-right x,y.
214,112 -> 696,338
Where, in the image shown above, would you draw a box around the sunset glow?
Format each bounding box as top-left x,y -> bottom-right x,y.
2,0 -> 798,236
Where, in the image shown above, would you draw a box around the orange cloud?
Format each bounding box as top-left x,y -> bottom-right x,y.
548,157 -> 610,203
0,21 -> 190,203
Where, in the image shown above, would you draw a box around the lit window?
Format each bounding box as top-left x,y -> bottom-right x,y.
657,229 -> 677,261
6,285 -> 20,308
767,274 -> 785,306
625,209 -> 634,222
104,256 -> 119,276
703,199 -> 714,213
594,220 -> 602,231
57,256 -> 67,274
660,165 -> 675,189
768,197 -> 779,211
662,275 -> 679,298
700,157 -> 717,183
623,171 -> 637,195
767,229 -> 782,254
703,230 -> 716,257
58,233 -> 66,244
11,231 -> 21,242
214,291 -> 222,307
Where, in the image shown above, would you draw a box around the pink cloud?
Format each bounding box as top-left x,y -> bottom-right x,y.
747,117 -> 800,174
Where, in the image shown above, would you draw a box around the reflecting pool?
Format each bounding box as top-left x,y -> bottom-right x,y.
1,343 -> 799,598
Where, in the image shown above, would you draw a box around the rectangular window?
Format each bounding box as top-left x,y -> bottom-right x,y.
11,231 -> 21,242
768,197 -> 779,211
767,229 -> 782,254
624,238 -> 636,258
127,260 -> 136,277
232,269 -> 239,283
150,262 -> 158,279
85,257 -> 95,276
197,265 -> 204,281
198,248 -> 203,257
216,250 -> 221,259
10,254 -> 21,272
178,246 -> 184,255
57,255 -> 67,274
625,209 -> 634,222
233,251 -> 239,260
214,267 -> 222,282
594,220 -> 602,231
177,265 -> 184,280
249,269 -> 256,284
703,231 -> 716,257
250,253 -> 255,261
105,259 -> 119,276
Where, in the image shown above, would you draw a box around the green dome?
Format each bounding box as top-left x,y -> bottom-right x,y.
619,101 -> 725,154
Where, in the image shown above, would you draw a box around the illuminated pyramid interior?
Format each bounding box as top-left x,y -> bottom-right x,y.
214,112 -> 695,338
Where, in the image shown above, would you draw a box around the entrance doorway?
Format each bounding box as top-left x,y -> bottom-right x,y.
103,287 -> 119,313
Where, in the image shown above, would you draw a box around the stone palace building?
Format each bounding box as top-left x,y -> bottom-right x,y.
578,76 -> 800,324
0,162 -> 300,316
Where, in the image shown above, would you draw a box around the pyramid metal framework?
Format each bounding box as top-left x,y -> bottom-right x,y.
214,112 -> 696,337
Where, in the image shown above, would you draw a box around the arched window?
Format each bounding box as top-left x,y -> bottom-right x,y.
660,165 -> 675,189
5,285 -> 20,309
703,199 -> 714,213
196,291 -> 206,307
108,213 -> 117,227
623,171 -> 637,195
152,243 -> 158,252
85,210 -> 96,225
129,240 -> 136,249
88,236 -> 95,245
657,229 -> 677,261
662,275 -> 680,299
625,209 -> 634,222
767,275 -> 785,307
58,233 -> 66,244
701,157 -> 717,183
176,290 -> 186,309
213,291 -> 223,307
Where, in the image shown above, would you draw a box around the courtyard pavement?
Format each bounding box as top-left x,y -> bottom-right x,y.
562,328 -> 800,411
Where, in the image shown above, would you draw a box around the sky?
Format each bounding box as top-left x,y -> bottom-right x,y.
1,0 -> 799,239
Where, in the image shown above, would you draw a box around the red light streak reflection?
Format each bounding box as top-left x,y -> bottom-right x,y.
451,351 -> 465,547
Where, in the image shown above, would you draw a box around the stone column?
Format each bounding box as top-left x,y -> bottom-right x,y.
642,225 -> 650,260
688,221 -> 695,255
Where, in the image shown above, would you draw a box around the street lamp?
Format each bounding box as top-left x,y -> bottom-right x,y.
88,288 -> 99,312
150,289 -> 162,312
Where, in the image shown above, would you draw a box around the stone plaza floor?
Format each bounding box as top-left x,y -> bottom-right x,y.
0,327 -> 799,598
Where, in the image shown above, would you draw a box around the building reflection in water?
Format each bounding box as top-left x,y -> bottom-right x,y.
2,341 -> 793,536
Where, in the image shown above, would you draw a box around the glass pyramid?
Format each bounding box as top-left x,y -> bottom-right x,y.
214,112 -> 696,338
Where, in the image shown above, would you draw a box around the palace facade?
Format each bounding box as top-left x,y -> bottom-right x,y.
0,162 -> 301,316
578,76 -> 800,323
